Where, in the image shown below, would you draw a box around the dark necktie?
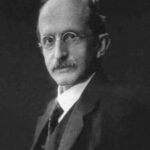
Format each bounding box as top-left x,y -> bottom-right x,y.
48,103 -> 64,135
39,103 -> 64,150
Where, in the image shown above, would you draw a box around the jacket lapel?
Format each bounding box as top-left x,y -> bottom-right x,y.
58,71 -> 108,150
31,99 -> 57,150
58,102 -> 84,150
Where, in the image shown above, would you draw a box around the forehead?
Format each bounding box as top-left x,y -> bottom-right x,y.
38,0 -> 91,36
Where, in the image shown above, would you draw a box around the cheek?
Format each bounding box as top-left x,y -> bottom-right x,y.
42,50 -> 53,70
70,44 -> 88,65
72,42 -> 94,63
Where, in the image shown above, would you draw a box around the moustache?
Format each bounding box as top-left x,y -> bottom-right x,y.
53,61 -> 77,71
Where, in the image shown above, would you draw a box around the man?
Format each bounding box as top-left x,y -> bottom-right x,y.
31,0 -> 150,150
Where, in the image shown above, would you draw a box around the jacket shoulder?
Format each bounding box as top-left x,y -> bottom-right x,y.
100,83 -> 149,118
99,84 -> 150,149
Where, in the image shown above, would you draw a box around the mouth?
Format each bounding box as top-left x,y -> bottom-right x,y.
53,66 -> 74,73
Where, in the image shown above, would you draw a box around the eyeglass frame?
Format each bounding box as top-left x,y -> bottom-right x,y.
38,31 -> 94,50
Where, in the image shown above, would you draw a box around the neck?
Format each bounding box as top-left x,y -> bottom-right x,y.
59,85 -> 72,93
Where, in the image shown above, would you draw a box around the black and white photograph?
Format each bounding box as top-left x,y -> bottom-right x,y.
0,0 -> 150,150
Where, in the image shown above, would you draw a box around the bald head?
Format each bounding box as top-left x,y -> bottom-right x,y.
38,0 -> 91,35
40,0 -> 90,12
37,0 -> 106,41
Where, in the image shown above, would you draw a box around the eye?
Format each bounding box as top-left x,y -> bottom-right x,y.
42,36 -> 55,49
63,32 -> 79,42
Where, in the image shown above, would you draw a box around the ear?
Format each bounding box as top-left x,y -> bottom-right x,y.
38,42 -> 44,54
96,33 -> 111,58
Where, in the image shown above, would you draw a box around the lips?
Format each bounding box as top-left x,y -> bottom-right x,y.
55,65 -> 70,70
53,65 -> 74,73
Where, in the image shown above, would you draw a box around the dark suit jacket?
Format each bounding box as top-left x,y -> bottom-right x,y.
31,71 -> 150,150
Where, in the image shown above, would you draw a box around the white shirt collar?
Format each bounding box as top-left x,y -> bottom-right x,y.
57,73 -> 95,121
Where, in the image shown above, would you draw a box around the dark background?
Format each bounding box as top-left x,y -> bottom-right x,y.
0,0 -> 150,149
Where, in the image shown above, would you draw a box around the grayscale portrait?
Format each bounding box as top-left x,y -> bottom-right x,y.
0,0 -> 150,150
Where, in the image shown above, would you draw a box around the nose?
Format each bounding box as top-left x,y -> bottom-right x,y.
53,40 -> 68,59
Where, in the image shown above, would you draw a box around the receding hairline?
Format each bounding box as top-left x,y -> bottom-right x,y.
37,0 -> 92,40
36,0 -> 106,41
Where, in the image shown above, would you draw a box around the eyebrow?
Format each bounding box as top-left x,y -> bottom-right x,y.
41,27 -> 86,38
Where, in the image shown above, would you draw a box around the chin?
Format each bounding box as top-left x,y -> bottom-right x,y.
52,73 -> 80,87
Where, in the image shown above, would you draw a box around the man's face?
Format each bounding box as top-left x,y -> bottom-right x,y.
38,0 -> 97,89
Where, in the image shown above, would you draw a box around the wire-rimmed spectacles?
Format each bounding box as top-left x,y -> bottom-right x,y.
38,31 -> 92,50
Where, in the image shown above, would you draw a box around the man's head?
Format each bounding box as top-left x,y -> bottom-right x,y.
37,0 -> 110,90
